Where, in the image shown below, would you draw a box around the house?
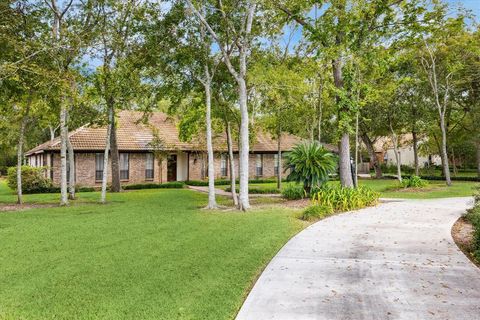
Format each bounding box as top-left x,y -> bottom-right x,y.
371,134 -> 441,168
25,111 -> 337,187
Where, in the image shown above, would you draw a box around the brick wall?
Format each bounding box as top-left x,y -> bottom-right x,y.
187,152 -> 280,181
50,151 -> 282,186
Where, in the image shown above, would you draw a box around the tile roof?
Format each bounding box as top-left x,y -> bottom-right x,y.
26,110 -> 338,155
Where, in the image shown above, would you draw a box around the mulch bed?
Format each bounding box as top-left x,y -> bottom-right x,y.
452,216 -> 480,268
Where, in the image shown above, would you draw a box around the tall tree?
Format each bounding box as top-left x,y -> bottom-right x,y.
185,0 -> 257,211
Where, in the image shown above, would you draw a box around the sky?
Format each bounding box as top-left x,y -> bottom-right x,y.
447,0 -> 480,17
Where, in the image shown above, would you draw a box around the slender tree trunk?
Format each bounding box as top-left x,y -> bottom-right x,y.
49,126 -> 56,141
353,113 -> 359,187
109,106 -> 121,192
439,115 -> 452,186
476,140 -> 480,178
66,133 -> 75,200
412,129 -> 419,176
204,78 -> 217,209
389,122 -> 402,183
332,57 -> 353,188
317,81 -> 323,143
16,108 -> 29,205
361,132 -> 382,179
237,78 -> 250,211
226,122 -> 238,206
59,105 -> 68,205
451,148 -> 457,177
277,130 -> 282,190
101,107 -> 113,203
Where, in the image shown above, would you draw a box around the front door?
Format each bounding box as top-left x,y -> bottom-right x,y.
167,155 -> 177,181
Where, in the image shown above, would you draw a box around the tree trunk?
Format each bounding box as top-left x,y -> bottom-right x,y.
101,107 -> 113,203
109,106 -> 121,192
237,78 -> 250,211
361,132 -> 382,179
49,126 -> 56,141
389,123 -> 402,183
412,129 -> 419,176
60,105 -> 68,205
476,140 -> 480,178
353,113 -> 359,187
16,109 -> 28,205
66,133 -> 75,200
439,115 -> 452,186
277,131 -> 282,190
204,79 -> 217,209
451,148 -> 457,177
332,57 -> 353,188
226,122 -> 238,206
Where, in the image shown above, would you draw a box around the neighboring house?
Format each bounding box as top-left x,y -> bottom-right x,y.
372,134 -> 441,168
26,111 -> 337,187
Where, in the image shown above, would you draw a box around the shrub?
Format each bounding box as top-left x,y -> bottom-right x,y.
281,183 -> 305,200
400,175 -> 428,188
185,178 -> 284,186
284,141 -> 337,194
465,187 -> 480,260
311,185 -> 379,212
301,204 -> 334,221
7,166 -> 53,194
123,182 -> 185,190
225,187 -> 280,194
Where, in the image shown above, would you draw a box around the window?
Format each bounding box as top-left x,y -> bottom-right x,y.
256,154 -> 263,177
274,154 -> 279,175
95,153 -> 104,181
220,154 -> 228,177
120,153 -> 129,180
145,153 -> 154,180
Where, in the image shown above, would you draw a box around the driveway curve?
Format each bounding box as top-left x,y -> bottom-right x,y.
236,197 -> 480,320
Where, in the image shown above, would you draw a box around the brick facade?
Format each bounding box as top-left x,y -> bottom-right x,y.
38,150 -> 282,187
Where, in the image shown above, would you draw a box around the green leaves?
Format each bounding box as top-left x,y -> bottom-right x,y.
284,141 -> 337,193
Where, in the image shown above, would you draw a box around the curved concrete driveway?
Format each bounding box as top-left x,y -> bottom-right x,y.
237,197 -> 480,320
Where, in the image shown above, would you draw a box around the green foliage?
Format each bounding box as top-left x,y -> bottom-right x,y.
301,204 -> 334,221
281,183 -> 305,200
465,187 -> 480,260
284,141 -> 337,193
312,185 -> 379,212
185,178 -> 283,187
225,186 -> 280,194
400,175 -> 428,188
123,182 -> 185,190
7,166 -> 53,194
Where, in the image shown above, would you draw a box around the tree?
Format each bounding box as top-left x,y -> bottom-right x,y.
284,141 -> 337,194
275,0 -> 413,188
0,1 -> 53,204
185,0 -> 257,211
94,0 -> 147,194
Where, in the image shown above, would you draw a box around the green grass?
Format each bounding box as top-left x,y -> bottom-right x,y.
217,179 -> 478,199
0,182 -> 304,320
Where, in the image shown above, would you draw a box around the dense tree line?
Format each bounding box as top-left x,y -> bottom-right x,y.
1,0 -> 479,209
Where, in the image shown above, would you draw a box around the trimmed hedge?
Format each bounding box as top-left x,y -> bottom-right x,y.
224,186 -> 280,194
123,182 -> 185,190
185,178 -> 286,186
383,174 -> 480,182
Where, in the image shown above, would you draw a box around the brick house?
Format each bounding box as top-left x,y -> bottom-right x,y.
25,111 -> 336,187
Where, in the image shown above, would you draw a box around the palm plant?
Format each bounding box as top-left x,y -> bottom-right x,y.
284,141 -> 337,194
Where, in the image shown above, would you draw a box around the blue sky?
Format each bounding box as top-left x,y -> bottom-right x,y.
447,0 -> 480,17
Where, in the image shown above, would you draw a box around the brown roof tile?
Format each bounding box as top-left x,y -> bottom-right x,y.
26,111 -> 337,155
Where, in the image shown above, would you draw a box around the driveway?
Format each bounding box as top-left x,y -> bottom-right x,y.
236,197 -> 480,320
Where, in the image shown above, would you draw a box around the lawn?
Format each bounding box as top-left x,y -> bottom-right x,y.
218,179 -> 478,199
0,181 -> 305,320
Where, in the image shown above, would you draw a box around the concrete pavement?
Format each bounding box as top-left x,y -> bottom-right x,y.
236,197 -> 480,320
